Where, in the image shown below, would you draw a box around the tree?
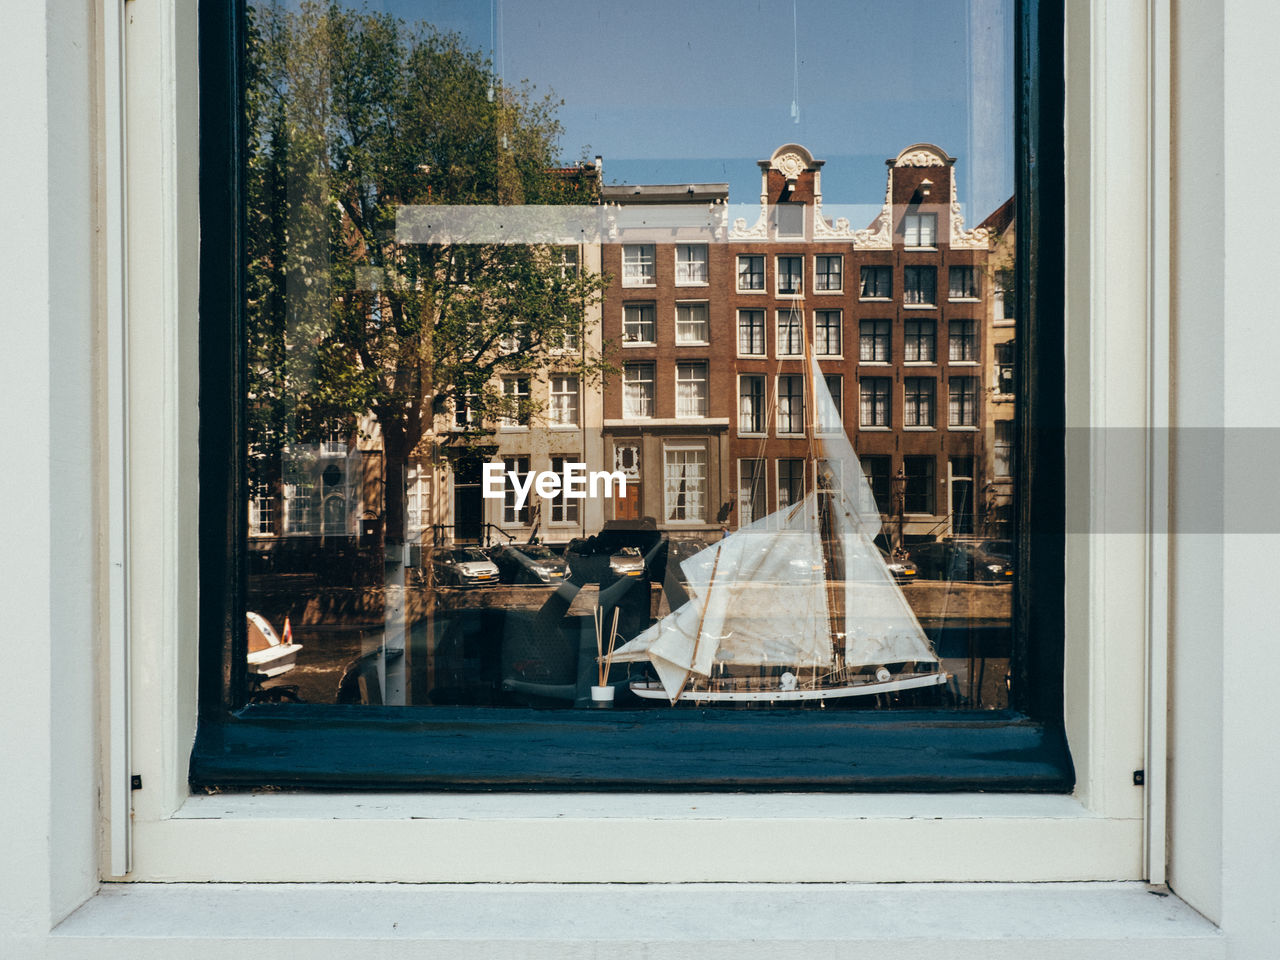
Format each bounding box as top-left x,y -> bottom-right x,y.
244,1 -> 608,543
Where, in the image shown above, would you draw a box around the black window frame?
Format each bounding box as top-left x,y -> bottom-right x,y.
194,0 -> 1069,791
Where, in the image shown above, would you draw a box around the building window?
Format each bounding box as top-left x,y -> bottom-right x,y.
454,389 -> 478,429
773,203 -> 804,238
675,244 -> 708,285
622,243 -> 655,286
949,319 -> 977,362
675,302 -> 709,343
994,420 -> 1013,478
820,374 -> 843,431
995,341 -> 1015,395
550,456 -> 579,523
549,374 -> 579,427
663,446 -> 707,522
405,463 -> 429,538
738,309 -> 765,355
814,309 -> 842,356
555,246 -> 579,278
860,377 -> 891,428
859,319 -> 891,362
499,320 -> 527,354
859,264 -> 892,298
862,455 -> 892,515
995,268 -> 1015,321
903,212 -> 937,247
776,255 -> 803,295
904,319 -> 936,362
738,459 -> 766,525
949,265 -> 980,299
903,455 -> 936,514
777,374 -> 805,434
776,308 -> 804,357
903,377 -> 936,427
903,266 -> 937,305
739,374 -> 766,434
502,456 -> 531,524
500,376 -> 530,427
675,361 -> 708,418
814,254 -> 842,291
948,376 -> 979,427
623,302 -> 656,344
737,254 -> 764,291
249,481 -> 275,536
622,363 -> 654,419
777,458 -> 805,508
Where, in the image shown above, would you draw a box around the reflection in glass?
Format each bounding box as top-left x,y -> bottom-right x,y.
241,0 -> 1017,715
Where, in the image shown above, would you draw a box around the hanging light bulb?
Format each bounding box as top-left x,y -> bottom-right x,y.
790,100 -> 799,123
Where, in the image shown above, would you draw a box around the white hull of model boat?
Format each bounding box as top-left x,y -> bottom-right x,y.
629,671 -> 948,702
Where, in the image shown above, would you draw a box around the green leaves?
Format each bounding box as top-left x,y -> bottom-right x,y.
245,2 -> 608,475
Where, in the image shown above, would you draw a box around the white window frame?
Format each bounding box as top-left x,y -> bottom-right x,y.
674,301 -> 709,344
674,361 -> 708,419
549,373 -> 579,428
737,308 -> 765,356
622,302 -> 656,345
736,253 -> 765,292
813,253 -> 842,292
621,243 -> 656,286
674,243 -> 708,285
813,308 -> 842,358
776,373 -> 805,436
662,443 -> 708,522
775,254 -> 803,296
776,308 -> 803,358
97,0 -> 1174,910
859,264 -> 892,299
738,373 -> 767,435
621,362 -> 655,420
499,375 -> 530,428
902,212 -> 937,248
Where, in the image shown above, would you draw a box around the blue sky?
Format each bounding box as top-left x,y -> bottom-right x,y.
271,0 -> 1015,221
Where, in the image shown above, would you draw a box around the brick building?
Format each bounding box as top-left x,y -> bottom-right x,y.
600,143 -> 1000,545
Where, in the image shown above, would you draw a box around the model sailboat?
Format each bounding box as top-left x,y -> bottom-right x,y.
611,347 -> 947,704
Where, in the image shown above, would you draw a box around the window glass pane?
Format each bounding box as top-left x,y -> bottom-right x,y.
737,309 -> 765,355
231,0 -> 1024,737
675,302 -> 709,343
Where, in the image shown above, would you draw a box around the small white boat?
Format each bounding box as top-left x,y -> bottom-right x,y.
246,611 -> 303,679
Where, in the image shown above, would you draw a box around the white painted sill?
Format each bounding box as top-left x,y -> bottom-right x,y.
125,792 -> 1145,884
53,881 -> 1222,959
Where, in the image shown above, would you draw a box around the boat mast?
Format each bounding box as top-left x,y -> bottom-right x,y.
798,296 -> 846,671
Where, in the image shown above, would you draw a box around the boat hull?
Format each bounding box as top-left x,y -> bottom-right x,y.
629,671 -> 949,703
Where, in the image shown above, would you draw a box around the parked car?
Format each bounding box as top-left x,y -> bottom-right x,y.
908,540 -> 1013,582
608,545 -> 646,578
489,542 -> 569,584
878,546 -> 918,583
978,539 -> 1013,563
428,545 -> 500,586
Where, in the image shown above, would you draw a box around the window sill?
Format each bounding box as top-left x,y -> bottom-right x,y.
902,304 -> 937,310
949,425 -> 980,432
55,881 -> 1222,958
675,341 -> 711,347
812,289 -> 843,295
736,288 -> 767,295
858,296 -> 892,302
949,296 -> 982,303
903,426 -> 936,432
860,426 -> 891,432
622,342 -> 656,348
674,282 -> 709,288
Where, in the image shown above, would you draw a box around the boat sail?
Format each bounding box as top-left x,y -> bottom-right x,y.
611,351 -> 947,704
